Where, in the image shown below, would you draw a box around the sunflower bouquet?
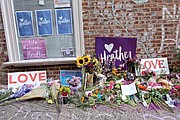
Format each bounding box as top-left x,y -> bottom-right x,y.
76,54 -> 101,90
76,54 -> 101,74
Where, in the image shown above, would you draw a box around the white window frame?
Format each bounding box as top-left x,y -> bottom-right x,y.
0,0 -> 84,67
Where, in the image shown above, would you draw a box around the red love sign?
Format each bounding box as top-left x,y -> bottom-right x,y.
8,71 -> 46,89
140,58 -> 169,75
142,59 -> 165,69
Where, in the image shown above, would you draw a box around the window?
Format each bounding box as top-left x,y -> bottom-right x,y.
0,0 -> 84,66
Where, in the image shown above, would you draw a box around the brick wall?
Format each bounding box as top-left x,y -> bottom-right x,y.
0,11 -> 8,84
82,0 -> 180,67
0,0 -> 180,84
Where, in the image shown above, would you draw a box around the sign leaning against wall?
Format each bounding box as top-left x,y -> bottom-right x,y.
95,37 -> 137,67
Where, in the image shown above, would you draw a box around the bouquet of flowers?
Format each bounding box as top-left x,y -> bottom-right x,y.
76,54 -> 101,90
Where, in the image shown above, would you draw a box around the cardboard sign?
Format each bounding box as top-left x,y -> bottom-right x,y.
21,38 -> 47,60
140,58 -> 170,74
95,37 -> 137,67
8,71 -> 46,89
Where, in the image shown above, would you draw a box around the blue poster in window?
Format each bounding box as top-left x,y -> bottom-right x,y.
16,11 -> 34,37
35,10 -> 53,36
55,9 -> 73,35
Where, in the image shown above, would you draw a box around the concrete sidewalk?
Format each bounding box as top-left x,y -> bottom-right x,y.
0,100 -> 180,120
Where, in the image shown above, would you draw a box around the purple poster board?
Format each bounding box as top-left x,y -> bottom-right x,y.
21,38 -> 47,60
95,37 -> 137,67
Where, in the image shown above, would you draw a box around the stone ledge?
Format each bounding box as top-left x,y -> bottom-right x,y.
2,58 -> 76,67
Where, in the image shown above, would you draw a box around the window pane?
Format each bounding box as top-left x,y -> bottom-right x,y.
13,0 -> 76,60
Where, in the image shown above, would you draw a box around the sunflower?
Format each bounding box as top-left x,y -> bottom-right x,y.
92,58 -> 99,66
82,55 -> 91,65
76,57 -> 85,67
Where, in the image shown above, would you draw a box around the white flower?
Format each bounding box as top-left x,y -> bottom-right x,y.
120,94 -> 127,101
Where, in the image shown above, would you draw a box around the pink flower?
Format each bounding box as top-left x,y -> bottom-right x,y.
149,82 -> 158,87
146,69 -> 153,74
174,85 -> 180,89
109,81 -> 115,89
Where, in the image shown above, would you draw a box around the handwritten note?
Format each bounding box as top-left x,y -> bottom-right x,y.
121,82 -> 137,96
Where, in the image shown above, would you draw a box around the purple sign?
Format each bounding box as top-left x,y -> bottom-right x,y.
21,38 -> 47,60
95,37 -> 137,66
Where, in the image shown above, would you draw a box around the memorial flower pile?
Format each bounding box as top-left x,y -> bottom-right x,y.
0,55 -> 179,113
68,55 -> 180,112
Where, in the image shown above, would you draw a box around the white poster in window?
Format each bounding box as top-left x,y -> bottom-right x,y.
15,11 -> 34,37
55,9 -> 73,35
54,0 -> 71,8
35,9 -> 53,36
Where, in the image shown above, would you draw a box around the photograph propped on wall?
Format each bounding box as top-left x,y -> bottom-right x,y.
60,70 -> 82,86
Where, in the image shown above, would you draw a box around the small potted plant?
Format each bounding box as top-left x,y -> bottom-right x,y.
59,86 -> 71,104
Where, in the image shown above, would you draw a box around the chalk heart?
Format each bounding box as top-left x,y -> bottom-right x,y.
105,43 -> 114,53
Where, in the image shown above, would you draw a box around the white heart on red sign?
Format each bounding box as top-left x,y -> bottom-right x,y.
105,43 -> 114,52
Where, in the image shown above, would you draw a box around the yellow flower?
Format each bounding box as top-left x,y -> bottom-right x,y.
47,100 -> 53,104
95,89 -> 99,94
112,71 -> 117,75
92,94 -> 98,98
82,55 -> 91,65
112,68 -> 117,71
76,57 -> 84,67
59,86 -> 64,92
59,86 -> 71,94
93,58 -> 99,66
81,97 -> 85,102
89,101 -> 95,106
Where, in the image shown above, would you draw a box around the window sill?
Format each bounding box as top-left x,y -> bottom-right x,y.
2,58 -> 77,67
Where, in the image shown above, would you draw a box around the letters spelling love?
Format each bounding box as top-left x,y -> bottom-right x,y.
140,58 -> 170,74
142,59 -> 165,69
8,72 -> 46,84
